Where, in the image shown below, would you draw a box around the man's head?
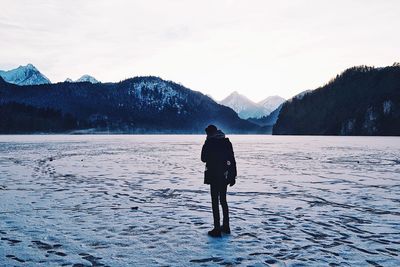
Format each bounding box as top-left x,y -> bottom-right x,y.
205,124 -> 218,136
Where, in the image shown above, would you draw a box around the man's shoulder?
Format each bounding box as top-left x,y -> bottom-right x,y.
205,137 -> 231,144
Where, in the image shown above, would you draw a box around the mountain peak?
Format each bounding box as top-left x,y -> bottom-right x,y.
258,95 -> 285,114
220,92 -> 285,119
224,91 -> 253,102
0,64 -> 51,85
76,75 -> 100,84
25,63 -> 36,70
16,64 -> 37,72
220,92 -> 261,119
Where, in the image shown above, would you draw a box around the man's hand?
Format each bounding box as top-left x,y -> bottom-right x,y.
229,179 -> 236,187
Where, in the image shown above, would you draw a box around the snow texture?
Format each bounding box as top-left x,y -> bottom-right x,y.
127,79 -> 185,111
258,96 -> 286,115
0,64 -> 51,85
220,92 -> 285,119
75,75 -> 100,84
383,100 -> 393,115
0,135 -> 399,266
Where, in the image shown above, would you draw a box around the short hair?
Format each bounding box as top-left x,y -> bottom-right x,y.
205,124 -> 218,135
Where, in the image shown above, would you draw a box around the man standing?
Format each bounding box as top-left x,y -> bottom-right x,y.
201,125 -> 237,237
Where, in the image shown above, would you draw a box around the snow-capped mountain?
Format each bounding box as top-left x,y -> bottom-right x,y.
64,75 -> 99,84
219,91 -> 285,119
0,64 -> 51,85
248,90 -> 313,126
258,95 -> 285,114
219,91 -> 263,119
75,75 -> 100,83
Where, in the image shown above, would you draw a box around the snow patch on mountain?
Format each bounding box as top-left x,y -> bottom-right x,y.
125,78 -> 185,111
0,64 -> 51,85
220,91 -> 285,119
75,75 -> 100,83
258,95 -> 285,115
246,90 -> 314,127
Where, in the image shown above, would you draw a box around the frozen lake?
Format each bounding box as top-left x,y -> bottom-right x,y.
0,135 -> 399,266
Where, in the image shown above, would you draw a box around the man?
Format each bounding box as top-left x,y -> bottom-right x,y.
201,125 -> 237,237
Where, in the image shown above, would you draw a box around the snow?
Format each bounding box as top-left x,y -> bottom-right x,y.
0,64 -> 51,85
220,91 -> 258,117
220,92 -> 284,119
128,79 -> 184,110
75,75 -> 100,84
363,108 -> 378,134
0,135 -> 399,266
258,95 -> 285,115
340,119 -> 355,135
383,100 -> 393,115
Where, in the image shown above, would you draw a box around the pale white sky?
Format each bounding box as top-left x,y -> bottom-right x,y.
1,0 -> 399,101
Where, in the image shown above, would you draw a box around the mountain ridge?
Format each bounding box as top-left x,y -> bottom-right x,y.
219,91 -> 285,119
273,64 -> 400,135
65,75 -> 100,84
0,75 -> 262,134
0,64 -> 51,85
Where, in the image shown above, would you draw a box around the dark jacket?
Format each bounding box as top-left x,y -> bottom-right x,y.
201,131 -> 237,185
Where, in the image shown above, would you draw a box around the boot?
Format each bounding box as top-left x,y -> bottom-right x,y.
221,224 -> 231,234
208,228 -> 222,237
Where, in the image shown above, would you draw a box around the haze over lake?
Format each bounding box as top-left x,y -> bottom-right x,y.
0,135 -> 399,266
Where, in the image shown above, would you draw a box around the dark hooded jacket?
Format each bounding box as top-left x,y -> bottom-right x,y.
201,130 -> 237,185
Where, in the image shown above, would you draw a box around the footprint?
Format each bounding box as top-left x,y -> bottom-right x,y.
32,240 -> 54,250
365,259 -> 383,267
6,254 -> 25,263
79,253 -> 104,266
190,257 -> 223,263
1,237 -> 22,245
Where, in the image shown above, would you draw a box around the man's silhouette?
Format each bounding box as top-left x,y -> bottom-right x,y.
201,125 -> 236,237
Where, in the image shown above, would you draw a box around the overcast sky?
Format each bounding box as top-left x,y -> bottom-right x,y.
1,0 -> 399,101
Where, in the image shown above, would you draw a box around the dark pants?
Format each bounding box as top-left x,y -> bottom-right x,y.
210,182 -> 229,229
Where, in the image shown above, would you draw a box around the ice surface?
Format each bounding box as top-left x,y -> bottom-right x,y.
0,135 -> 399,266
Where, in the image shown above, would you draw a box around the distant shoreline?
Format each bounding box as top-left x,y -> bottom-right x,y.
1,133 -> 399,137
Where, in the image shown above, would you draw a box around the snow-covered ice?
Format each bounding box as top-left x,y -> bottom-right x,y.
0,135 -> 399,266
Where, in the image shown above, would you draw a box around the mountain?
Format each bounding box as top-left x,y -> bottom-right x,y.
219,91 -> 262,119
292,90 -> 312,100
75,75 -> 100,83
258,95 -> 285,115
247,104 -> 283,127
65,75 -> 100,83
247,94 -> 303,127
0,76 -> 262,134
219,91 -> 284,119
273,64 -> 400,135
0,64 -> 51,85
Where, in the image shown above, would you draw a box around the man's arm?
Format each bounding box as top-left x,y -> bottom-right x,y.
227,140 -> 237,184
201,141 -> 208,163
228,141 -> 236,165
